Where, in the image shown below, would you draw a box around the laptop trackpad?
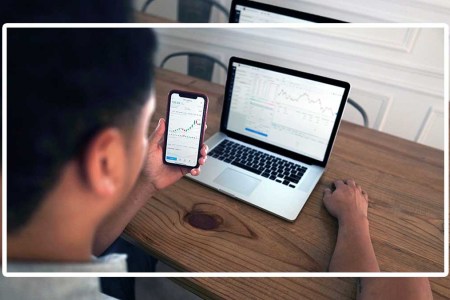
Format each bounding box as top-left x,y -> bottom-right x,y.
213,168 -> 260,196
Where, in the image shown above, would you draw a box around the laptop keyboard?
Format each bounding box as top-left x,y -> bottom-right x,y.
208,139 -> 307,188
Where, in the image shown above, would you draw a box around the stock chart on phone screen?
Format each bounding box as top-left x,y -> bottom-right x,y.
227,63 -> 345,161
165,94 -> 204,167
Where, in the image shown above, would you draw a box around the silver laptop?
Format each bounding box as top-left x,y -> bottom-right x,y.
229,0 -> 345,23
188,57 -> 350,221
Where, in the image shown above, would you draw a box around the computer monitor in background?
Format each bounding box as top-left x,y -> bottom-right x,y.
229,0 -> 345,23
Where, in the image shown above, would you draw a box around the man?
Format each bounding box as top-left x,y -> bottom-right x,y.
0,3 -> 434,300
4,27 -> 206,298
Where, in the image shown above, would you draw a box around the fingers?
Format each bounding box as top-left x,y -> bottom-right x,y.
322,188 -> 332,211
198,156 -> 207,165
148,118 -> 165,146
333,179 -> 367,195
331,182 -> 336,191
323,188 -> 332,198
189,144 -> 209,176
362,189 -> 369,201
200,144 -> 209,157
202,124 -> 208,137
345,178 -> 356,187
197,144 -> 209,166
190,166 -> 201,176
334,180 -> 345,188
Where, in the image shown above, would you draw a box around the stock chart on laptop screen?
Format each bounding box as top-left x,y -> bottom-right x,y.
226,62 -> 345,161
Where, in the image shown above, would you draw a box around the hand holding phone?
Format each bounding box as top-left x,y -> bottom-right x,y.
163,90 -> 208,168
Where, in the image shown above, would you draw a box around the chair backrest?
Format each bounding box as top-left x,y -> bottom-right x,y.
178,0 -> 229,22
347,98 -> 369,127
141,0 -> 156,12
160,52 -> 368,126
160,52 -> 228,82
142,0 -> 229,22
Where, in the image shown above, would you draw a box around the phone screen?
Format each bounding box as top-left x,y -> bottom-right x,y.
165,92 -> 206,167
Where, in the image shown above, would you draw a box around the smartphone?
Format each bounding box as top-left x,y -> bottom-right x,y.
163,90 -> 208,168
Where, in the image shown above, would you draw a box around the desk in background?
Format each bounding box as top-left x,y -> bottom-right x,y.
124,69 -> 448,298
134,11 -> 172,23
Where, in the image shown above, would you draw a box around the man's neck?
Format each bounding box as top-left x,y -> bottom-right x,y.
8,222 -> 94,263
7,199 -> 97,263
7,163 -> 114,263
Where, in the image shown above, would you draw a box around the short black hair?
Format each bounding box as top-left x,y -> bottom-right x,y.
0,0 -> 133,23
7,28 -> 157,232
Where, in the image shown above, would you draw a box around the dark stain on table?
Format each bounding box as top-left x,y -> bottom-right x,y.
186,212 -> 223,230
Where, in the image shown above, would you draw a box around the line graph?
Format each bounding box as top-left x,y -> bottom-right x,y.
227,63 -> 346,161
165,94 -> 205,167
250,75 -> 341,118
275,89 -> 336,116
169,119 -> 202,134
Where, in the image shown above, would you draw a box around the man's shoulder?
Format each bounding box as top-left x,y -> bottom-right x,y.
0,254 -> 127,299
0,275 -> 114,300
6,253 -> 127,272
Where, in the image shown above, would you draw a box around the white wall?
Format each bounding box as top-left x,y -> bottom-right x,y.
135,0 -> 450,23
153,27 -> 445,150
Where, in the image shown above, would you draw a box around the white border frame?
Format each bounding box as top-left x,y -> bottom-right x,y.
2,23 -> 449,278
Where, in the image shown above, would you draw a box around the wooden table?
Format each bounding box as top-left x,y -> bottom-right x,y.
134,11 -> 173,23
124,69 -> 448,298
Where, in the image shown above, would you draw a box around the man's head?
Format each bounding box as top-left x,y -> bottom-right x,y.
7,28 -> 158,234
0,0 -> 133,23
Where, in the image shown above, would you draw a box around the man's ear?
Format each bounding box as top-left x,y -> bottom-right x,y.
82,128 -> 127,198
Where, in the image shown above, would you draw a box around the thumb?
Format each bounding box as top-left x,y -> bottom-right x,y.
323,188 -> 332,201
148,118 -> 165,146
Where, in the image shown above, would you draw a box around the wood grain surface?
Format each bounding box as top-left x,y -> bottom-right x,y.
171,277 -> 450,300
124,69 -> 447,298
134,11 -> 173,23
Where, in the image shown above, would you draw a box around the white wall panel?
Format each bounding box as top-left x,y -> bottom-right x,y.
347,88 -> 392,130
245,0 -> 450,23
136,0 -> 450,23
417,105 -> 445,150
153,28 -> 445,150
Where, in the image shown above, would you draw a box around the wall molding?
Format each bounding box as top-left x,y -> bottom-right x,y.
416,105 -> 445,144
401,0 -> 450,14
155,28 -> 444,149
303,28 -> 420,53
227,29 -> 442,78
272,0 -> 400,22
402,28 -> 420,53
262,0 -> 450,22
157,29 -> 444,97
347,88 -> 393,130
157,28 -> 443,77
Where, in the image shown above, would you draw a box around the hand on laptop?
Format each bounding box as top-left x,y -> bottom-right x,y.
140,118 -> 208,192
323,179 -> 369,226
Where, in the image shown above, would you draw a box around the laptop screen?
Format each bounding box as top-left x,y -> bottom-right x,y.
229,0 -> 345,23
232,4 -> 311,23
222,58 -> 350,166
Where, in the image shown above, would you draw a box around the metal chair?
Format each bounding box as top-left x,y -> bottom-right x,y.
160,51 -> 228,82
347,98 -> 369,127
142,0 -> 229,22
141,0 -> 156,12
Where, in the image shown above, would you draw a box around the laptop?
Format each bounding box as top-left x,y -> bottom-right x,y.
187,57 -> 350,221
229,0 -> 346,23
